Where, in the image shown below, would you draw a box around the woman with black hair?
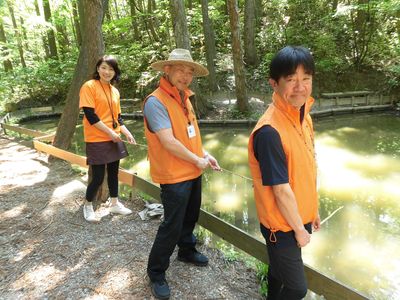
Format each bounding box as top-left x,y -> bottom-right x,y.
79,55 -> 135,222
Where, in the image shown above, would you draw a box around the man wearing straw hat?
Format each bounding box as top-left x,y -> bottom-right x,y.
143,48 -> 221,299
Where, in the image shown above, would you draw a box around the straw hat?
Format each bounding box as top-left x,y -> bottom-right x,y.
151,48 -> 209,77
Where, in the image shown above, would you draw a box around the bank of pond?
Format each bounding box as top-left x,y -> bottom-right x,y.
14,111 -> 400,299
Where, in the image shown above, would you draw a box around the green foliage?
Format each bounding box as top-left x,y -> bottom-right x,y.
225,103 -> 263,120
387,64 -> 400,90
0,51 -> 77,112
255,262 -> 269,297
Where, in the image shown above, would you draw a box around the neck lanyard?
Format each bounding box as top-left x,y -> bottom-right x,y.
99,81 -> 118,129
159,83 -> 191,125
273,103 -> 315,157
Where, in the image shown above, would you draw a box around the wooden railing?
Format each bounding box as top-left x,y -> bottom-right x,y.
0,122 -> 369,300
317,90 -> 393,108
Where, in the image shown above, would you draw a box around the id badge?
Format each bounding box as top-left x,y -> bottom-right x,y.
187,124 -> 196,138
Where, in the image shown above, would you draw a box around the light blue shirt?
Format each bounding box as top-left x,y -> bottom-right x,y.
143,96 -> 172,133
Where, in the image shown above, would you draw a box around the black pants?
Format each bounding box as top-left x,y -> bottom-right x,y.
147,176 -> 202,282
260,224 -> 309,300
85,160 -> 120,202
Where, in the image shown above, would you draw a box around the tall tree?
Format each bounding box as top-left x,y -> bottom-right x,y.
170,0 -> 190,49
170,0 -> 208,116
113,0 -> 120,19
128,0 -> 140,40
200,0 -> 218,92
72,0 -> 82,46
34,0 -> 50,58
7,0 -> 26,68
147,0 -> 159,41
397,8 -> 400,37
351,0 -> 375,67
331,0 -> 339,12
227,0 -> 248,112
43,0 -> 58,59
103,0 -> 111,22
255,0 -> 263,20
19,17 -> 28,51
55,4 -> 70,58
0,19 -> 13,72
136,0 -> 156,42
55,21 -> 70,58
244,0 -> 258,65
53,0 -> 104,150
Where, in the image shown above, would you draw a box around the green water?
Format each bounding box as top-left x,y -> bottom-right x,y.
22,112 -> 400,299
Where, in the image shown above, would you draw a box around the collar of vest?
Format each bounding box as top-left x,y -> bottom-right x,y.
158,76 -> 194,105
272,92 -> 314,125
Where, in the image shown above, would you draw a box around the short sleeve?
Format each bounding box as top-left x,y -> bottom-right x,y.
79,82 -> 96,109
253,125 -> 289,186
143,96 -> 172,133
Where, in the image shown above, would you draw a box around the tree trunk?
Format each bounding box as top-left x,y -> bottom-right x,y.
34,0 -> 50,58
20,17 -> 29,51
137,0 -> 154,41
244,0 -> 258,66
87,164 -> 108,208
397,9 -> 400,38
255,0 -> 263,20
170,0 -> 208,116
170,0 -> 190,49
200,0 -> 218,92
332,0 -> 338,12
129,0 -> 140,40
147,0 -> 159,41
103,0 -> 111,22
7,1 -> 26,68
56,23 -> 70,58
43,0 -> 58,59
352,0 -> 373,67
227,0 -> 249,112
0,20 -> 13,72
53,0 -> 104,151
72,0 -> 82,47
113,0 -> 120,19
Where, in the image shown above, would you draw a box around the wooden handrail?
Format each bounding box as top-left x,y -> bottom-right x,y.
321,91 -> 373,98
1,123 -> 49,138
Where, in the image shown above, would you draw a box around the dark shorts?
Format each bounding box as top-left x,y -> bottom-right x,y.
85,141 -> 128,165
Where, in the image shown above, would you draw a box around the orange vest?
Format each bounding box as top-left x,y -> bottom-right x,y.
248,92 -> 318,232
143,77 -> 203,184
79,79 -> 121,142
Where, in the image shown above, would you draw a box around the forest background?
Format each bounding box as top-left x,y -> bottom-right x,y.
0,0 -> 399,118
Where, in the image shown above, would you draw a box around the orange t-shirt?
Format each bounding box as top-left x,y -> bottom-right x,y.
79,79 -> 121,142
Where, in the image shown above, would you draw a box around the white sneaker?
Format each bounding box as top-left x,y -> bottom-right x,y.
83,202 -> 97,222
109,201 -> 132,215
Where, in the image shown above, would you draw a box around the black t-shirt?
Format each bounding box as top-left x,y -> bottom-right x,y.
253,105 -> 305,186
253,125 -> 289,186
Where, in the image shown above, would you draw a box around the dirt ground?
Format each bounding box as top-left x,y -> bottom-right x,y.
0,135 -> 262,300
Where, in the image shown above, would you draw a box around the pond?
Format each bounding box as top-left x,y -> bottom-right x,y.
22,112 -> 400,299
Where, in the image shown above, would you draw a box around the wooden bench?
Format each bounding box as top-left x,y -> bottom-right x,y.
30,106 -> 53,114
320,91 -> 373,107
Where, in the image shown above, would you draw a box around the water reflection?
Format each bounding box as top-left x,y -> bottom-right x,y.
21,112 -> 400,299
307,113 -> 400,299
